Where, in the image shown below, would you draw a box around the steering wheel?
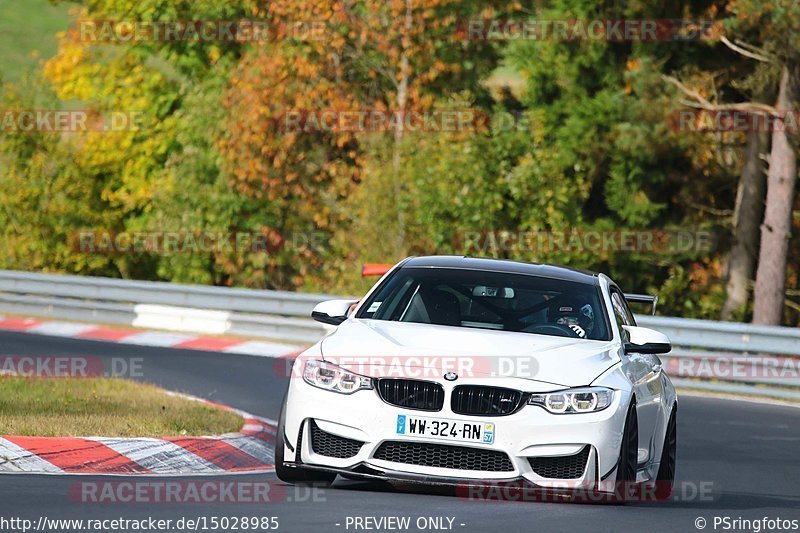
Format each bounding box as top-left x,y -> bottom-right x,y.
523,323 -> 582,338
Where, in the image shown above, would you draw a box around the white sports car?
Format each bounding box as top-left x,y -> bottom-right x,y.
276,256 -> 677,501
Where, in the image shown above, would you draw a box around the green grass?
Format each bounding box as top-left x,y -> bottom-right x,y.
0,377 -> 244,437
0,0 -> 76,82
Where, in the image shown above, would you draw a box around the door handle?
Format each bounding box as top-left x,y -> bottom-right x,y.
637,363 -> 662,385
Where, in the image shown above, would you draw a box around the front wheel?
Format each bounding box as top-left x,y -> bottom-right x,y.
274,393 -> 336,486
613,398 -> 639,503
654,405 -> 677,500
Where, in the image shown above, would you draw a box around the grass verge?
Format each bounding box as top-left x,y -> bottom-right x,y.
0,0 -> 77,81
0,377 -> 243,437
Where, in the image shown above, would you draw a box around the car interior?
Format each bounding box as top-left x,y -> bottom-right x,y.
358,268 -> 610,341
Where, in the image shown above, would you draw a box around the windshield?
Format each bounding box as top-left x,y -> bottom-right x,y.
356,267 -> 610,341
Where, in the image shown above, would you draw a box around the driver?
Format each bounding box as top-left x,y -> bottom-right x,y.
547,298 -> 595,339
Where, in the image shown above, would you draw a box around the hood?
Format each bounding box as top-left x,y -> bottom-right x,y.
319,319 -> 619,388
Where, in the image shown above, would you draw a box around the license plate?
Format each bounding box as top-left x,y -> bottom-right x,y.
395,414 -> 495,444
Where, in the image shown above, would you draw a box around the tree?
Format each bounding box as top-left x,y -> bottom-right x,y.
4,0 -> 260,281
724,0 -> 800,325
721,131 -> 766,320
220,0 -> 499,289
504,0 -> 733,314
753,65 -> 798,324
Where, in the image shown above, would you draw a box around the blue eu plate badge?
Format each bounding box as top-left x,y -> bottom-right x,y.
483,423 -> 494,444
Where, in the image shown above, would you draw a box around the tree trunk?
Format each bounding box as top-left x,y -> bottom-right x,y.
721,131 -> 766,320
752,66 -> 798,325
391,0 -> 413,259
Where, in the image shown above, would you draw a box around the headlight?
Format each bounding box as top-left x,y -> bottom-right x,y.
528,387 -> 614,414
302,360 -> 373,394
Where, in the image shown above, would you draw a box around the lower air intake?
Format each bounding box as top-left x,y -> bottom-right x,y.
527,446 -> 591,479
373,441 -> 514,472
310,420 -> 364,459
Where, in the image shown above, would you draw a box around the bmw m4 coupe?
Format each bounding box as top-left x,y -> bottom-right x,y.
276,256 -> 677,501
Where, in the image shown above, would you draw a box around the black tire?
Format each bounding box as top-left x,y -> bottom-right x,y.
275,394 -> 336,486
654,405 -> 677,501
614,398 -> 639,503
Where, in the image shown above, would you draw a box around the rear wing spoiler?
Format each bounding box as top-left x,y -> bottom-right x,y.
624,293 -> 659,316
362,263 -> 393,277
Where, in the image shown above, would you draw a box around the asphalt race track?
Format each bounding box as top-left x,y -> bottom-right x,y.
1,329 -> 799,533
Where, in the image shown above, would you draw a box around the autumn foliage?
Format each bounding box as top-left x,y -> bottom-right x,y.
1,0 -> 799,323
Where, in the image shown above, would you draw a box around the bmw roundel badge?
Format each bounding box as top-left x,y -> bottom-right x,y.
444,372 -> 458,381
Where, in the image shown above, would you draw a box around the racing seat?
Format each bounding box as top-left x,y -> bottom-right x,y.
420,288 -> 461,326
404,288 -> 461,326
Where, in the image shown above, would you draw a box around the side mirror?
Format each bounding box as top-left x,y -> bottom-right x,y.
622,325 -> 671,355
311,300 -> 359,326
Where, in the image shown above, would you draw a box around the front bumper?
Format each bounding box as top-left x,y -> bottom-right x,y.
282,375 -> 632,491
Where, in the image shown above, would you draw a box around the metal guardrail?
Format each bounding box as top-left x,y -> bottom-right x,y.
0,270 -> 333,315
636,315 -> 800,399
0,270 -> 337,343
636,315 -> 800,357
0,270 -> 798,400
